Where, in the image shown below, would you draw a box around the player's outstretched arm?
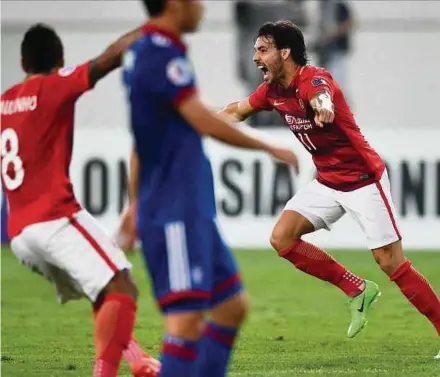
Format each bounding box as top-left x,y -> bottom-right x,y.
88,26 -> 144,87
218,98 -> 256,123
179,95 -> 299,172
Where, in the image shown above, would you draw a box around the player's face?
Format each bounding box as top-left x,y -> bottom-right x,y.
179,0 -> 204,33
253,36 -> 284,84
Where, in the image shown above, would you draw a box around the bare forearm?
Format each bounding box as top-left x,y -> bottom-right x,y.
128,148 -> 139,204
219,102 -> 246,122
218,98 -> 257,123
205,112 -> 273,151
180,96 -> 273,152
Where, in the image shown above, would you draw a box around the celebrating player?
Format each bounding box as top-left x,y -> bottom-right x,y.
219,21 -> 440,359
0,24 -> 160,376
118,1 -> 299,376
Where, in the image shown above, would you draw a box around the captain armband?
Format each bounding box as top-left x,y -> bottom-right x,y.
310,91 -> 334,112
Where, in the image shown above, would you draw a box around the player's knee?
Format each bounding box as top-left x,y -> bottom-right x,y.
165,311 -> 205,341
271,211 -> 314,253
104,269 -> 139,300
211,292 -> 248,327
270,227 -> 300,253
270,228 -> 287,252
372,241 -> 405,276
228,293 -> 248,326
373,253 -> 398,276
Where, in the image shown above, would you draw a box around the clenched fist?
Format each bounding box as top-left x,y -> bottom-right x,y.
314,107 -> 334,128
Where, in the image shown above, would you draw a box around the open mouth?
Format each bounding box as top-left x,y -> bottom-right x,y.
258,65 -> 269,74
257,65 -> 270,80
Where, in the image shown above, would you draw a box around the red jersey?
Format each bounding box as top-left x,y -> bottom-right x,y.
249,65 -> 385,191
1,63 -> 92,238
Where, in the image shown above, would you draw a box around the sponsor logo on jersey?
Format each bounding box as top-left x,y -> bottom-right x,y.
166,57 -> 193,86
58,65 -> 77,77
284,114 -> 313,131
273,99 -> 287,107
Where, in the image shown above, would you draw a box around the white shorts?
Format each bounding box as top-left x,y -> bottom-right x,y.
10,209 -> 132,303
284,170 -> 402,250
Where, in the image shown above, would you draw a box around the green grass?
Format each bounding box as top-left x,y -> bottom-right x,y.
1,248 -> 439,377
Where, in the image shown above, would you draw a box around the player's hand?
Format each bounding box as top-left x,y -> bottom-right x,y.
314,108 -> 334,128
268,146 -> 300,174
115,204 -> 137,253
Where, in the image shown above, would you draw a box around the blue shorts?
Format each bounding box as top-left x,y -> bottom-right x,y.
139,217 -> 243,313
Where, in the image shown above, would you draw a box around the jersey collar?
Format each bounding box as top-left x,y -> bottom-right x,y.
142,24 -> 187,52
269,66 -> 307,97
290,65 -> 307,89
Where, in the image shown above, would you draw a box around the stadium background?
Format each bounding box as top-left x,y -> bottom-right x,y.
1,1 -> 439,250
1,2 -> 440,377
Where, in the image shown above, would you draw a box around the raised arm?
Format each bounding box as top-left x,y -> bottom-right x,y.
88,26 -> 144,87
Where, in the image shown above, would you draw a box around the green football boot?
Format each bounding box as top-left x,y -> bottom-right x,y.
347,280 -> 381,338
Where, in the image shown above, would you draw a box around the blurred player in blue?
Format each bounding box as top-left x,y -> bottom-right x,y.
118,1 -> 300,376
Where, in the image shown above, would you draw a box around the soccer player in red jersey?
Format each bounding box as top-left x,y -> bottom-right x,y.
0,24 -> 160,376
220,21 -> 440,358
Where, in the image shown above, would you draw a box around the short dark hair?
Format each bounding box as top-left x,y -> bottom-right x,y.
141,0 -> 167,17
257,21 -> 308,66
21,23 -> 63,74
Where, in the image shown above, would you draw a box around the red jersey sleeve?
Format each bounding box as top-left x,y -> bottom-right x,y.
248,83 -> 272,111
47,62 -> 92,102
303,71 -> 335,102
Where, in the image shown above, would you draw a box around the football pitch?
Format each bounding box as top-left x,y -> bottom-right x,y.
1,248 -> 439,377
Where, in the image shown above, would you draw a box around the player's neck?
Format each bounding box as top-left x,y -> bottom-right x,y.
146,18 -> 182,40
280,64 -> 304,88
25,74 -> 43,81
25,68 -> 58,81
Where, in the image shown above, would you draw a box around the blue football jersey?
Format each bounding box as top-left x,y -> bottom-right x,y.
123,25 -> 216,226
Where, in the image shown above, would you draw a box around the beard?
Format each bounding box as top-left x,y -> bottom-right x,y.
266,56 -> 284,84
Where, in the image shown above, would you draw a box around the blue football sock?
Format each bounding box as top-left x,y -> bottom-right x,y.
159,334 -> 197,377
194,321 -> 239,377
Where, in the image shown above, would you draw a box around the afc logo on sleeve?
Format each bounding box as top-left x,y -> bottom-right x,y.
166,57 -> 194,86
312,78 -> 326,87
58,66 -> 77,77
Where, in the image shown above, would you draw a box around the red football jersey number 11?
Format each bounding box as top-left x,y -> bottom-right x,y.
297,132 -> 317,151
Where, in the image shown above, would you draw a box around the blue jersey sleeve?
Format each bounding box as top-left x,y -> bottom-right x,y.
134,42 -> 197,107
